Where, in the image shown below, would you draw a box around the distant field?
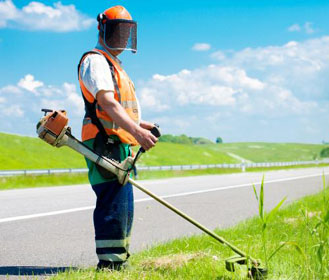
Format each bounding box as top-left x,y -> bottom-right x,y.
206,142 -> 325,163
0,132 -> 327,170
0,133 -> 86,170
134,142 -> 237,166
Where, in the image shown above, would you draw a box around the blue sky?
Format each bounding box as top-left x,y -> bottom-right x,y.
0,0 -> 329,143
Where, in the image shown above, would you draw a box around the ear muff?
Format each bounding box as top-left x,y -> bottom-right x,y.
97,13 -> 107,31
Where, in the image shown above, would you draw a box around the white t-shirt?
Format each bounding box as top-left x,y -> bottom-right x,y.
79,54 -> 115,98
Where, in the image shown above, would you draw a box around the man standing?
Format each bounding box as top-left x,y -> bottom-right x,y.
78,6 -> 158,270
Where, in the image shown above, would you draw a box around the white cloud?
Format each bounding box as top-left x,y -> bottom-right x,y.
18,74 -> 43,93
211,50 -> 226,61
139,64 -> 265,112
38,82 -> 84,117
0,75 -> 85,136
304,22 -> 315,34
3,105 -> 24,117
0,0 -> 94,32
192,43 -> 211,51
288,24 -> 301,32
0,84 -> 22,94
138,36 -> 329,142
0,0 -> 16,27
288,22 -> 315,34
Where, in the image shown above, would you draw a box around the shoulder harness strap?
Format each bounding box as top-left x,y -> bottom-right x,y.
78,50 -> 121,143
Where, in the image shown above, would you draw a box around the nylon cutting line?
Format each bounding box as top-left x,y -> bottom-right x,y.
1,172 -> 328,224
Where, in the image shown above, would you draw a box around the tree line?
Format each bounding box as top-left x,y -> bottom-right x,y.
158,134 -> 223,145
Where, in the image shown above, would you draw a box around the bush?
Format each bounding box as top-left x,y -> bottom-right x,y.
159,134 -> 213,145
216,137 -> 223,144
320,147 -> 329,158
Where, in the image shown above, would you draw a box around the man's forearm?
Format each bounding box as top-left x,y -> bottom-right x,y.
101,97 -> 140,136
96,90 -> 157,150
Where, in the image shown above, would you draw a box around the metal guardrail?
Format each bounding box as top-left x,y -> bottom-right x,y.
0,159 -> 328,177
0,168 -> 88,177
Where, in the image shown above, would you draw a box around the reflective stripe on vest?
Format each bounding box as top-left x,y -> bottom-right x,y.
79,48 -> 140,145
83,117 -> 118,130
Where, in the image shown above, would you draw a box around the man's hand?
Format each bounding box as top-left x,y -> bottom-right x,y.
134,126 -> 158,151
140,120 -> 155,130
97,90 -> 158,151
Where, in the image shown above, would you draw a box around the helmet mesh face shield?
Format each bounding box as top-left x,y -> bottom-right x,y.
102,19 -> 137,53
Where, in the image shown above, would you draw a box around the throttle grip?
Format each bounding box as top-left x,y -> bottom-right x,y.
140,124 -> 161,153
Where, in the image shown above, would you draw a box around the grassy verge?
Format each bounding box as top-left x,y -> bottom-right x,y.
0,173 -> 89,190
1,164 -> 329,190
136,163 -> 329,180
51,182 -> 329,279
215,142 -> 326,163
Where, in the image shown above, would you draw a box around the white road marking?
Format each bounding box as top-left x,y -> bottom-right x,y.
0,206 -> 94,223
0,172 -> 328,224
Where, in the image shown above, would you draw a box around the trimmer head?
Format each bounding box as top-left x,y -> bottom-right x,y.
225,255 -> 268,279
249,265 -> 268,279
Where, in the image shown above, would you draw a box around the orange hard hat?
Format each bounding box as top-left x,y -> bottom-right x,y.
97,6 -> 132,28
104,6 -> 132,20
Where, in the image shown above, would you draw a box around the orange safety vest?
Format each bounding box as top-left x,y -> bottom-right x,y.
78,48 -> 139,145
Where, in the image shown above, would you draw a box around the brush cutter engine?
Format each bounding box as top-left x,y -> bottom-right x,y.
36,109 -> 136,185
36,109 -> 69,147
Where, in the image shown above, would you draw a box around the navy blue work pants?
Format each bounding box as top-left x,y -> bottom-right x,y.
92,180 -> 134,264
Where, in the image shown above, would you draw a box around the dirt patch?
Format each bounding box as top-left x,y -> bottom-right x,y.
284,217 -> 299,224
284,211 -> 322,224
140,252 -> 206,270
306,211 -> 321,218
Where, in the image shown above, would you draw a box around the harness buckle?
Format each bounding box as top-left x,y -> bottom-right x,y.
106,137 -> 115,144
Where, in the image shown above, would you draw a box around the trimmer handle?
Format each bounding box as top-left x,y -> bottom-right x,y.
140,124 -> 161,153
41,108 -> 54,116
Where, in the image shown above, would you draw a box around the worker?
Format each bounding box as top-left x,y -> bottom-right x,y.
77,5 -> 158,270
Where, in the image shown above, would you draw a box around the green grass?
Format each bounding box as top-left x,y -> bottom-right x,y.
214,142 -> 325,163
134,142 -> 238,166
0,173 -> 89,190
0,133 -> 86,169
50,183 -> 329,279
0,133 -> 327,170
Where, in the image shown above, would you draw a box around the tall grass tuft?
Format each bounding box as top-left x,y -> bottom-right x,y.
253,174 -> 328,279
253,176 -> 287,267
301,173 -> 329,279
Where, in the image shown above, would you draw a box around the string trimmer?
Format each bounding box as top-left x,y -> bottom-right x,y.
36,109 -> 267,279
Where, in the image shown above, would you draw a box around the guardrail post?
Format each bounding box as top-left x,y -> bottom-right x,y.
241,161 -> 246,172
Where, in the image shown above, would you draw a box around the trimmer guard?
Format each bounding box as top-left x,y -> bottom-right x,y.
225,255 -> 268,279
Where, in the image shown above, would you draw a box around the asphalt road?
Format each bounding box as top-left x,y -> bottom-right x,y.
1,167 -> 328,279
